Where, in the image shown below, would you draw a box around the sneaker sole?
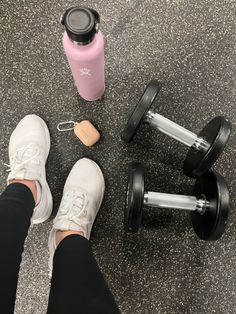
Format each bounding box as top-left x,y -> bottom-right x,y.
82,157 -> 105,208
82,158 -> 105,238
32,117 -> 53,224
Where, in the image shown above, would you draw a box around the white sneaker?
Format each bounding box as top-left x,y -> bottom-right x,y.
5,114 -> 53,224
48,158 -> 105,275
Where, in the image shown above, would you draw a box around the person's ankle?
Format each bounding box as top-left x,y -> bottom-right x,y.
55,230 -> 85,246
9,179 -> 37,204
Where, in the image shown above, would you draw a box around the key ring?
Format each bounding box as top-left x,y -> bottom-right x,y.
57,121 -> 77,132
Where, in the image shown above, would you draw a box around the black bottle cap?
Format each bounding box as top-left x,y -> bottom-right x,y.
61,6 -> 100,44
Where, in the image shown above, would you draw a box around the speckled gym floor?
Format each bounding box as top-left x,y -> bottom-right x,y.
1,0 -> 236,313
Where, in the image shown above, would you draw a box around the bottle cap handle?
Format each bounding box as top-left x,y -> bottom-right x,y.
89,8 -> 100,32
60,6 -> 74,25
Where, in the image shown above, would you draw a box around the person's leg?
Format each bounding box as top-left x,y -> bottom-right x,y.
47,158 -> 119,314
48,235 -> 119,314
0,183 -> 35,313
0,115 -> 53,313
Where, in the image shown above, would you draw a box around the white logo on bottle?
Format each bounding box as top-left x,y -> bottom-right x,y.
80,68 -> 91,76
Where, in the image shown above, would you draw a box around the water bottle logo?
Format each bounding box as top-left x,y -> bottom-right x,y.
80,68 -> 91,76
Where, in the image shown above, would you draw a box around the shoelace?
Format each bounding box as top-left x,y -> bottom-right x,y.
58,191 -> 88,224
4,143 -> 41,174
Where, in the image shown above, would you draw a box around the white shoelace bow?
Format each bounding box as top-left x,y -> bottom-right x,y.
58,191 -> 88,224
4,143 -> 41,175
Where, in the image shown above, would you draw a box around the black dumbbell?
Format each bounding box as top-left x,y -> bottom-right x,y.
121,81 -> 231,178
125,163 -> 229,240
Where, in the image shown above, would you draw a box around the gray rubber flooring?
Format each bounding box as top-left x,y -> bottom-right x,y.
1,0 -> 236,313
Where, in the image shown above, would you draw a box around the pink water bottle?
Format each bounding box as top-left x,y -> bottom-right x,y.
61,6 -> 105,101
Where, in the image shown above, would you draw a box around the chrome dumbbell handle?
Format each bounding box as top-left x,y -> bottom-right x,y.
143,191 -> 209,214
145,111 -> 209,151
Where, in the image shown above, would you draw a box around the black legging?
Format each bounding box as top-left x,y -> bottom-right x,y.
0,183 -> 119,314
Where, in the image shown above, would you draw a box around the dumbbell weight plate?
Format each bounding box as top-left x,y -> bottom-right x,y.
124,163 -> 145,232
121,80 -> 162,143
191,171 -> 230,241
183,116 -> 231,178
